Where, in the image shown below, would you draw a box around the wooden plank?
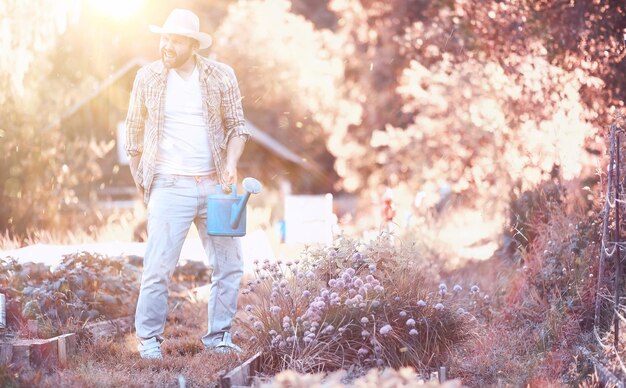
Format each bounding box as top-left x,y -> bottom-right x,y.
3,334 -> 76,369
220,352 -> 263,388
57,333 -> 76,366
0,316 -> 131,370
11,340 -> 32,368
85,316 -> 133,341
0,332 -> 79,369
11,339 -> 45,368
30,338 -> 58,368
0,343 -> 12,364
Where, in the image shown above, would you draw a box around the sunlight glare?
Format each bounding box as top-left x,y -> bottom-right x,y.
88,0 -> 143,20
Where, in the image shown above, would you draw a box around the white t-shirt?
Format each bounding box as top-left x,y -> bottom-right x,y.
155,66 -> 214,175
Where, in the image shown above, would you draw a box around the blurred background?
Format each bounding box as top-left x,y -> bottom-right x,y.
0,0 -> 623,266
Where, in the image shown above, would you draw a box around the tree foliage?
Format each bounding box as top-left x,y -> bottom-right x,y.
1,0 -> 625,237
322,0 -> 611,203
0,0 -> 94,235
212,0 -> 352,185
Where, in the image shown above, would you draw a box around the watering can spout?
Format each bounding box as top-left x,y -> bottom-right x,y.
230,177 -> 262,229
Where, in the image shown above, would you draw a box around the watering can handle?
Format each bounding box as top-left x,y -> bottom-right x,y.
230,177 -> 262,229
222,184 -> 237,195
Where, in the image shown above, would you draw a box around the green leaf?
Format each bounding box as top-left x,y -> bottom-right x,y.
22,300 -> 42,319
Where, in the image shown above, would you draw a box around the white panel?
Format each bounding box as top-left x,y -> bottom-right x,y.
284,194 -> 333,244
116,121 -> 129,165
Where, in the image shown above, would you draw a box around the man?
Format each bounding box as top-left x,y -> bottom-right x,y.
125,8 -> 249,359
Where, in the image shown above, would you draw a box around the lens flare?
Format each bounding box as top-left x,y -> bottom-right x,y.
88,0 -> 143,20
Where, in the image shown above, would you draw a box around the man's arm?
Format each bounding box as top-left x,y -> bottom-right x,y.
220,66 -> 249,188
224,136 -> 246,186
125,70 -> 146,196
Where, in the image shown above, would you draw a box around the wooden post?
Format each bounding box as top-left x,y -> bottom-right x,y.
439,366 -> 447,383
595,124 -> 617,329
615,134 -> 622,348
0,343 -> 12,364
0,294 -> 5,329
57,333 -> 77,366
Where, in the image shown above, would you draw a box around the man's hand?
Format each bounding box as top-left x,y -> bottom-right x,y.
135,182 -> 144,198
129,155 -> 144,198
223,135 -> 245,192
223,162 -> 237,192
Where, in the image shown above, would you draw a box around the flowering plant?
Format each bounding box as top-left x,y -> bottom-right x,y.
240,233 -> 481,375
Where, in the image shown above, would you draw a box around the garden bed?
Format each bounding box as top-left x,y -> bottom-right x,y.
218,351 -> 460,388
233,234 -> 482,383
0,315 -> 132,369
0,251 -> 214,379
0,333 -> 76,369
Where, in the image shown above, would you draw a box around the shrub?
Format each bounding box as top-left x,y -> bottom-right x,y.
454,180 -> 601,386
507,183 -> 598,334
0,252 -> 140,338
240,234 -> 480,375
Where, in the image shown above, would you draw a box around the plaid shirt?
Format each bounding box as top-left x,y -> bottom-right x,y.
125,54 -> 249,203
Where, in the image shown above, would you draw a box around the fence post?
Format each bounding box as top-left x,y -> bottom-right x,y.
615,133 -> 622,348
0,294 -> 5,329
595,124 -> 617,330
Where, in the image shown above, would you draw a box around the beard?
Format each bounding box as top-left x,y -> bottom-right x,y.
161,48 -> 192,69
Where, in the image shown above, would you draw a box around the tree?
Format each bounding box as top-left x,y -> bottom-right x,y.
0,0 -> 83,234
212,0 -> 352,190
318,0 -> 609,212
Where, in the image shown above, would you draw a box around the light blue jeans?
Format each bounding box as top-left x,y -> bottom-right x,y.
134,174 -> 243,348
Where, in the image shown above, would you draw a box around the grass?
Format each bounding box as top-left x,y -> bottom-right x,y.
0,206 -> 147,250
0,178 -> 608,386
13,298 -> 255,387
445,181 -> 602,387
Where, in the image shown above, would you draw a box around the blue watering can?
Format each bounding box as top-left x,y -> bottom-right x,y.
207,177 -> 262,237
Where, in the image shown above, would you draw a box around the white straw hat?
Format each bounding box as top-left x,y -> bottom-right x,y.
149,9 -> 212,49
